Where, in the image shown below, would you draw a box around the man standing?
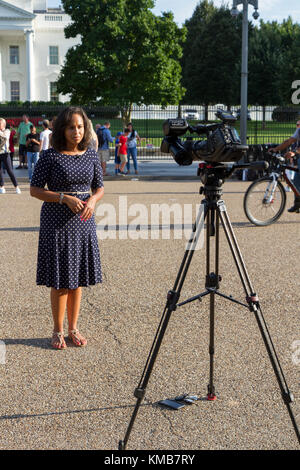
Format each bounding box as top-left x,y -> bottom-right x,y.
17,114 -> 33,169
270,120 -> 300,212
39,120 -> 52,151
26,125 -> 40,183
97,121 -> 114,176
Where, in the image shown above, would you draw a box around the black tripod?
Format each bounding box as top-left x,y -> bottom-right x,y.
119,164 -> 300,450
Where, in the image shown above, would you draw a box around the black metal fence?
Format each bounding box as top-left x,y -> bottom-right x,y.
3,103 -> 300,160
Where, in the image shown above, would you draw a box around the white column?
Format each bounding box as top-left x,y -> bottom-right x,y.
25,29 -> 34,102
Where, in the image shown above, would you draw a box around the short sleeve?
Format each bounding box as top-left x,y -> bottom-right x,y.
30,150 -> 52,188
292,128 -> 300,140
91,153 -> 104,190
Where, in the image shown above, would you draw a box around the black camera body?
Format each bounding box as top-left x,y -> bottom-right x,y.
161,109 -> 248,165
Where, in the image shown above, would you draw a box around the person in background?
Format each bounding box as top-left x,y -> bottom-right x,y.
0,117 -> 21,194
48,116 -> 57,147
114,131 -> 122,175
7,123 -> 16,167
88,120 -> 98,152
39,120 -> 52,152
97,121 -> 114,176
270,120 -> 300,212
126,122 -> 141,175
17,114 -> 32,169
117,127 -> 130,175
26,125 -> 40,183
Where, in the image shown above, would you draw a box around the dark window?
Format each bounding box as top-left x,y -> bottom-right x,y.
11,81 -> 20,101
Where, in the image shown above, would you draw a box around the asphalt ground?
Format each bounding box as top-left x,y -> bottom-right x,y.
0,173 -> 299,450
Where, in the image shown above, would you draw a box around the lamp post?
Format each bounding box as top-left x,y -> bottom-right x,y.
231,0 -> 259,146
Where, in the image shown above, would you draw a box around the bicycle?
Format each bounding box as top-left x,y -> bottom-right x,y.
243,153 -> 300,226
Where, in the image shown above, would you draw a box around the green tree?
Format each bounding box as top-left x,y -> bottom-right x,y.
248,21 -> 284,126
181,0 -> 243,118
57,0 -> 186,123
277,18 -> 300,104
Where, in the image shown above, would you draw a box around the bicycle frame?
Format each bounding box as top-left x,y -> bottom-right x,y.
282,166 -> 300,197
263,172 -> 279,204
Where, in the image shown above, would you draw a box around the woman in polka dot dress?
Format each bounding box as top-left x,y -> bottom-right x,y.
30,107 -> 104,350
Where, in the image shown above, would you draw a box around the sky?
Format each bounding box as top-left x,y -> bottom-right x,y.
47,0 -> 300,25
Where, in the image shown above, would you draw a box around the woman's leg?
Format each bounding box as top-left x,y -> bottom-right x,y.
0,154 -> 4,187
27,152 -> 33,182
51,287 -> 68,332
67,287 -> 87,346
67,287 -> 82,330
2,153 -> 18,187
126,148 -> 132,172
131,146 -> 138,172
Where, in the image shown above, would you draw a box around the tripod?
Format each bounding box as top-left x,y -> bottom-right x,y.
119,164 -> 300,450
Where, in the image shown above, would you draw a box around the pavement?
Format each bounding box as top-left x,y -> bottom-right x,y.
0,176 -> 299,450
4,159 -> 201,183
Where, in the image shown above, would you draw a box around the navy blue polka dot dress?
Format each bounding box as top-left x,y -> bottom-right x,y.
31,148 -> 103,289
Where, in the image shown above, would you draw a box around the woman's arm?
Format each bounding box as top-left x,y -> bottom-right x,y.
30,186 -> 86,213
80,187 -> 104,221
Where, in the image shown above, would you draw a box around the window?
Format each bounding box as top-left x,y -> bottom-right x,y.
11,81 -> 20,101
49,46 -> 59,65
45,15 -> 63,21
10,46 -> 19,65
50,82 -> 59,102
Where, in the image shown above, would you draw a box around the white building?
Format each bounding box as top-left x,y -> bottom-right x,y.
0,0 -> 80,102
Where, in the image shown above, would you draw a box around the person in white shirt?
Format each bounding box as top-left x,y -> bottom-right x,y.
39,120 -> 52,151
0,117 -> 21,194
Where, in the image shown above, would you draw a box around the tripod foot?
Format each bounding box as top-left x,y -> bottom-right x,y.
118,440 -> 126,450
207,393 -> 217,401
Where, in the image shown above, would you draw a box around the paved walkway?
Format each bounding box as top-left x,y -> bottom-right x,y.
0,178 -> 299,450
5,160 -> 201,183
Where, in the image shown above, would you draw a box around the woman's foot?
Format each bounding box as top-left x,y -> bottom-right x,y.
51,331 -> 67,350
68,329 -> 87,347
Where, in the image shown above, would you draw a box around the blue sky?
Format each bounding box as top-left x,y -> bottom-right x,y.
47,0 -> 300,24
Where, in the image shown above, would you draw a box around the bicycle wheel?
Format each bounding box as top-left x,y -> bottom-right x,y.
244,177 -> 286,226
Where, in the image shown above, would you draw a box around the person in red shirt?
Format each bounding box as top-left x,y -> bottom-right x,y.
117,127 -> 130,175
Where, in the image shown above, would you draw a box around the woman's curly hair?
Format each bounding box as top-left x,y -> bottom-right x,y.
51,106 -> 92,152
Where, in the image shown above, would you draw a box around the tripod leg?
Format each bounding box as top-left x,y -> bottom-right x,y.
119,201 -> 208,450
207,209 -> 219,401
217,201 -> 300,445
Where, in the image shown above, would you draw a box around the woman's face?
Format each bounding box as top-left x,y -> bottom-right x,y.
64,113 -> 85,148
0,120 -> 5,131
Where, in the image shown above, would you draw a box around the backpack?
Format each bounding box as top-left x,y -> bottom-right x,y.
97,127 -> 105,148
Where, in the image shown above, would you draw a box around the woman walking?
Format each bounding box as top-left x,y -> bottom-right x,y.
0,118 -> 21,194
30,107 -> 104,349
126,122 -> 140,175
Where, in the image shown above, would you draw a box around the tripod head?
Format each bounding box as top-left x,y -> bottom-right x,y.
198,161 -> 269,201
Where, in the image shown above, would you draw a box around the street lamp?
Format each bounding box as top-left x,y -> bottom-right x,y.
231,1 -> 259,146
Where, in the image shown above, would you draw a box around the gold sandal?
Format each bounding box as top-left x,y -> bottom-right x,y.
68,329 -> 87,347
51,331 -> 67,350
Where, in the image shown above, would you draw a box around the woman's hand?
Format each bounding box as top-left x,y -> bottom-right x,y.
79,195 -> 97,221
63,195 -> 86,215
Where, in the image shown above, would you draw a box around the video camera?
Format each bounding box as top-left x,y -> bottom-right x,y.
161,109 -> 248,165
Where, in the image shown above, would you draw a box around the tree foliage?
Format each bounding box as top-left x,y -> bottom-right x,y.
181,0 -> 244,109
57,0 -> 186,122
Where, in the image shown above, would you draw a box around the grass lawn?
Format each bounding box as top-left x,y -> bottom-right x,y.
90,118 -> 296,147
34,119 -> 296,149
